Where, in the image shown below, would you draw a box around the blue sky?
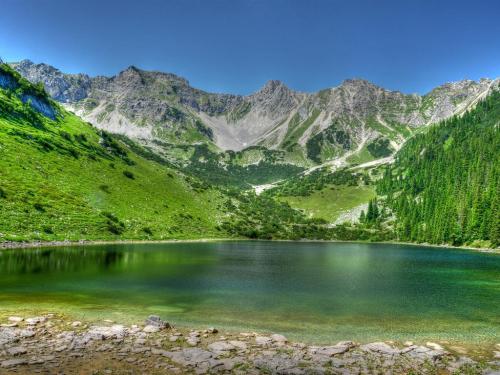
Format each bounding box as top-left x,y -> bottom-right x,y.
1,0 -> 499,94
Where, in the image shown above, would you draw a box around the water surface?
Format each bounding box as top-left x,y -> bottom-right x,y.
0,241 -> 498,344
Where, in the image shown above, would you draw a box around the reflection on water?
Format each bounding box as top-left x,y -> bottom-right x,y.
0,241 -> 498,344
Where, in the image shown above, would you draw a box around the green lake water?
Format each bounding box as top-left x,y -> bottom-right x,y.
0,241 -> 498,345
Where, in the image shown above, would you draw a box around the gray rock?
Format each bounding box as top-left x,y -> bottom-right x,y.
309,342 -> 352,357
25,316 -> 47,325
405,345 -> 446,360
360,342 -> 401,355
228,340 -> 248,350
86,325 -> 127,340
1,358 -> 28,368
186,337 -> 200,346
255,336 -> 273,346
7,346 -> 27,356
145,315 -> 170,329
270,334 -> 288,343
0,328 -> 19,345
208,341 -> 235,352
143,325 -> 160,333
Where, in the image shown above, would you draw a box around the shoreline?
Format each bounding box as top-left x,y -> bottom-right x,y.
0,313 -> 498,374
0,237 -> 498,254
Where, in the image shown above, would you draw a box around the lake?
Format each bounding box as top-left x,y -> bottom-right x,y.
0,241 -> 498,345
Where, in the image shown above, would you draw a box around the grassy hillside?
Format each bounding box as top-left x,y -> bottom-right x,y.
377,90 -> 500,247
279,185 -> 375,222
0,64 -> 227,242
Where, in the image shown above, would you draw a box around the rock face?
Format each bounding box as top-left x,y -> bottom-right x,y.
11,60 -> 91,102
10,59 -> 499,164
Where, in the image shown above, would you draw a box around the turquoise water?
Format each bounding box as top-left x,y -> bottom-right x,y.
0,241 -> 498,344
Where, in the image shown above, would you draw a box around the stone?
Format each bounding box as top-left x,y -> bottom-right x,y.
426,341 -> 444,351
72,321 -> 82,327
229,340 -> 248,350
86,325 -> 127,340
208,341 -> 235,352
143,325 -> 160,333
7,346 -> 28,356
169,335 -> 180,342
406,345 -> 446,360
25,316 -> 46,325
17,329 -> 36,338
29,355 -> 55,365
1,358 -> 28,368
186,337 -> 200,346
0,323 -> 18,328
8,317 -> 23,323
360,342 -> 401,355
145,315 -> 170,330
309,342 -> 352,357
255,336 -> 272,345
206,327 -> 218,334
0,328 -> 19,345
270,334 -> 288,343
404,341 -> 414,346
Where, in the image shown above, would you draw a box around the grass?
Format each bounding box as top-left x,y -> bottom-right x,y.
346,146 -> 375,165
279,185 -> 376,222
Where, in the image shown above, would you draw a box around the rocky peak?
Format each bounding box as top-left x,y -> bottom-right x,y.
10,59 -> 91,102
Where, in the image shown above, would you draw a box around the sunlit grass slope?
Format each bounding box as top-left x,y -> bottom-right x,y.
0,64 -> 226,242
279,185 -> 375,222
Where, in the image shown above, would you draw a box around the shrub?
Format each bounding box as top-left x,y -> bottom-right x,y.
142,227 -> 153,235
123,170 -> 135,179
33,202 -> 45,212
107,221 -> 125,235
42,226 -> 54,234
99,184 -> 111,193
0,187 -> 6,199
59,131 -> 73,142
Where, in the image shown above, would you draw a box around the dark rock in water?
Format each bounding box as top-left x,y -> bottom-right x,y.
145,315 -> 170,330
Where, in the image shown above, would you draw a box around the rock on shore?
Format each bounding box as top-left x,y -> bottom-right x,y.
0,314 -> 498,374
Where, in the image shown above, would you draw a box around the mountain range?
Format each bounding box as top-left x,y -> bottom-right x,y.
1,59 -> 498,248
11,59 -> 499,170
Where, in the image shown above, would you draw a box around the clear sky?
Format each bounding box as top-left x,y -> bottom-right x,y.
1,0 -> 499,95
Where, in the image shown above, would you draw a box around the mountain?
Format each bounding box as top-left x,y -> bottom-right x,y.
11,60 -> 499,170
